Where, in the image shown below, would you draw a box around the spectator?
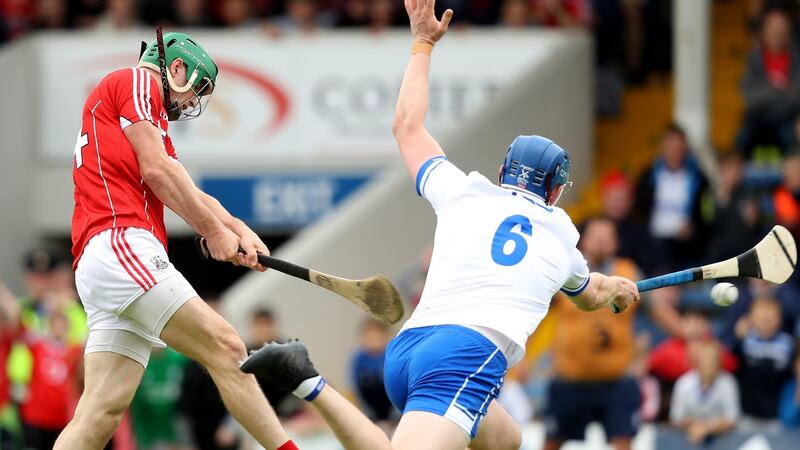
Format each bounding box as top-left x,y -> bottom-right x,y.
0,281 -> 20,448
739,7 -> 800,156
499,0 -> 531,28
779,353 -> 800,426
706,152 -> 764,263
531,0 -> 591,28
32,0 -> 68,29
173,0 -> 212,27
774,152 -> 800,240
179,296 -> 239,450
367,0 -> 398,33
719,278 -> 800,348
247,309 -> 302,419
1,0 -> 34,40
670,341 -> 740,446
351,318 -> 394,423
544,217 -> 641,450
19,310 -> 82,450
268,0 -> 335,34
71,0 -> 105,28
8,249 -> 86,399
217,0 -> 256,28
129,347 -> 190,450
438,0 -> 499,26
599,170 -> 650,273
631,332 -> 660,423
648,306 -> 738,420
634,124 -> 709,271
734,296 -> 795,424
93,0 -> 142,30
335,0 -> 370,27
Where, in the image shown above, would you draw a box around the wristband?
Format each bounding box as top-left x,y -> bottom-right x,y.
293,375 -> 326,401
412,41 -> 434,56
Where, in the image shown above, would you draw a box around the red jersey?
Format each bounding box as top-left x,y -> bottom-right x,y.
648,337 -> 738,382
0,331 -> 12,408
20,339 -> 82,430
72,67 -> 178,268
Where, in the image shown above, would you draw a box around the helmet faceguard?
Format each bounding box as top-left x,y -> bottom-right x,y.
137,29 -> 218,121
498,135 -> 572,206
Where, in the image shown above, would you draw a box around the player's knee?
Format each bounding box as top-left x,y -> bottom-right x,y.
208,326 -> 247,371
80,402 -> 126,439
505,425 -> 522,450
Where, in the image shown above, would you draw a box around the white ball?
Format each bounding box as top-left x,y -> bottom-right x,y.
711,282 -> 739,307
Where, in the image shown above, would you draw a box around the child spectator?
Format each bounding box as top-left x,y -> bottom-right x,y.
351,318 -> 394,424
19,310 -> 82,450
779,353 -> 800,426
648,307 -> 738,420
670,341 -> 740,446
734,296 -> 795,423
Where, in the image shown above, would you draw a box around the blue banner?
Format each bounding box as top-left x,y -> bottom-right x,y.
200,174 -> 373,231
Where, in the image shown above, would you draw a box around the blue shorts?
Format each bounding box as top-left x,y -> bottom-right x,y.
384,325 -> 508,439
545,377 -> 641,440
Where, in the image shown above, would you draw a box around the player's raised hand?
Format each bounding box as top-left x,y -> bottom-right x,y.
238,227 -> 270,272
205,227 -> 242,265
405,0 -> 453,45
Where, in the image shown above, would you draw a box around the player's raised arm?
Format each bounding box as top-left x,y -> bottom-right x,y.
393,0 -> 453,180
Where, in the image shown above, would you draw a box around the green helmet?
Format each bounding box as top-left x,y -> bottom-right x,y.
137,32 -> 218,120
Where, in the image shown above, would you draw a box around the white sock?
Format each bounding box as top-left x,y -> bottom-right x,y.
293,375 -> 326,401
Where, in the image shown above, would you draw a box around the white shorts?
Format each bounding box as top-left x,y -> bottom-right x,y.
75,227 -> 198,367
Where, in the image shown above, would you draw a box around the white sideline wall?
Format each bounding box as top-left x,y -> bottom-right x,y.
0,41 -> 39,294
222,34 -> 593,387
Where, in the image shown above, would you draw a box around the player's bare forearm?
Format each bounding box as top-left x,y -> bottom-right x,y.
124,122 -> 227,240
393,0 -> 453,180
198,190 -> 269,269
198,190 -> 246,234
570,273 -> 639,312
393,54 -> 445,179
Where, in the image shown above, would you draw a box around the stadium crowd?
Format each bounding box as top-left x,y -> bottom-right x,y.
0,0 -> 677,116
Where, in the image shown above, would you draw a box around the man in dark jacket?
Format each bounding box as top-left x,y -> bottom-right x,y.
738,7 -> 800,155
634,124 -> 709,274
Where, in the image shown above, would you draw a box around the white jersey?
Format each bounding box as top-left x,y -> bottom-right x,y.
402,157 -> 590,366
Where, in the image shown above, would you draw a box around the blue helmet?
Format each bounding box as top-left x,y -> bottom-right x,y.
499,135 -> 571,205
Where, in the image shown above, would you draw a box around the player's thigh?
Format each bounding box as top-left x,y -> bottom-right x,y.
392,411 -> 468,450
471,401 -> 522,450
78,351 -> 144,417
159,296 -> 245,367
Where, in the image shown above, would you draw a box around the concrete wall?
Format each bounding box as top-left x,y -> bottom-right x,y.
222,33 -> 593,387
0,40 -> 39,293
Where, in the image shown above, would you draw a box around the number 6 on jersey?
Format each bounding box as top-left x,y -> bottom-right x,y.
491,214 -> 533,266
